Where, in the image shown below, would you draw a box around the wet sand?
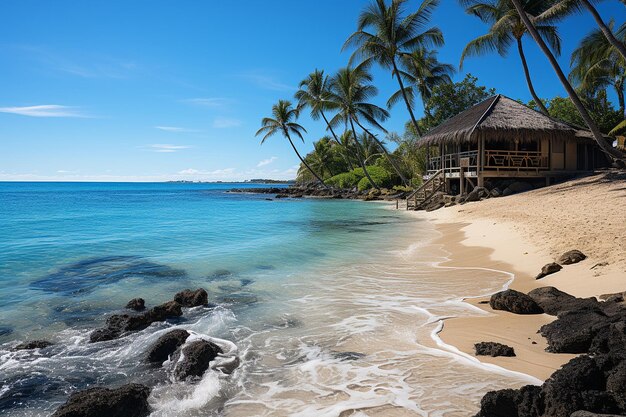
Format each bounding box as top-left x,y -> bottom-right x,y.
414,172 -> 626,381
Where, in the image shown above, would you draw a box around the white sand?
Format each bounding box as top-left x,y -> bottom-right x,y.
413,171 -> 626,380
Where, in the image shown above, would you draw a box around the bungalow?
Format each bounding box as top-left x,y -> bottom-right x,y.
406,95 -> 610,209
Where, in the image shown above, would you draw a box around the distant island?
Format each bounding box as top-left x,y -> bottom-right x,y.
166,179 -> 295,184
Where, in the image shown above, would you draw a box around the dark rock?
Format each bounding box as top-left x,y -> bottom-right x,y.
89,327 -> 120,343
542,356 -> 616,417
13,340 -> 54,350
475,385 -> 543,417
557,250 -> 587,265
490,187 -> 502,198
465,186 -> 490,202
333,351 -> 366,361
173,340 -> 223,380
490,289 -> 543,315
571,412 -> 625,417
528,287 -> 598,316
474,342 -> 516,357
540,308 -> 609,353
125,298 -> 145,311
90,301 -> 183,343
51,383 -> 151,417
275,194 -> 289,198
536,262 -> 563,279
174,288 -> 208,307
147,329 -> 190,364
590,321 -> 626,355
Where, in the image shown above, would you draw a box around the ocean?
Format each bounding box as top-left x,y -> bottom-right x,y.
0,182 -> 536,416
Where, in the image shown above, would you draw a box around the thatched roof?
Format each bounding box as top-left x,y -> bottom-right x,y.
420,95 -> 596,146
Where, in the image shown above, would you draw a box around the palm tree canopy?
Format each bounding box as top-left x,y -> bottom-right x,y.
388,48 -> 455,109
459,0 -> 562,67
570,20 -> 626,94
326,62 -> 390,132
255,100 -> 307,144
295,69 -> 337,120
343,0 -> 444,68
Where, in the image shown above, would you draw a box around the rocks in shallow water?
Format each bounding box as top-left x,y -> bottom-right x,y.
528,286 -> 598,316
174,288 -> 208,307
557,249 -> 587,265
90,301 -> 183,343
535,262 -> 563,279
333,351 -> 366,361
31,256 -> 186,296
474,342 -> 515,357
490,289 -> 543,315
13,340 -> 54,350
173,340 -> 223,380
147,329 -> 190,364
51,383 -> 151,417
126,298 -> 145,311
0,326 -> 13,337
539,307 -> 609,353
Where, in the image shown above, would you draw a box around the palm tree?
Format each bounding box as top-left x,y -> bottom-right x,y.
327,64 -> 385,189
570,21 -> 625,118
327,63 -> 410,187
388,48 -> 455,117
255,100 -> 328,187
508,0 -> 623,160
539,0 -> 626,61
460,0 -> 562,116
343,0 -> 444,136
296,70 -> 355,171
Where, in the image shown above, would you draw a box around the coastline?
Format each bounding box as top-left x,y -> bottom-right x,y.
410,173 -> 626,382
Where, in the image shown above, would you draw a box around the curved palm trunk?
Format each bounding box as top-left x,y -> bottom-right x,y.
321,111 -> 355,171
517,38 -> 550,116
285,134 -> 329,188
616,83 -> 625,119
510,0 -> 623,160
392,58 -> 422,137
581,0 -> 626,61
349,118 -> 380,190
355,120 -> 410,186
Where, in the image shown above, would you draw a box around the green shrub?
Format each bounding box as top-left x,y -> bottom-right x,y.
327,172 -> 360,189
355,166 -> 394,191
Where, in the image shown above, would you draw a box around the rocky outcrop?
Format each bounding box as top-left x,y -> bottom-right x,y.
13,340 -> 54,350
535,263 -> 563,279
147,329 -> 190,364
540,307 -> 609,353
126,298 -> 145,311
474,342 -> 516,357
528,287 -> 598,316
475,353 -> 626,417
174,288 -> 208,307
502,181 -> 533,196
173,340 -> 223,380
490,289 -> 543,315
557,250 -> 587,265
51,383 -> 151,417
90,301 -> 183,343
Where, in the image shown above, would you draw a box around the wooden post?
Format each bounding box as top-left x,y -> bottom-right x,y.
460,166 -> 465,195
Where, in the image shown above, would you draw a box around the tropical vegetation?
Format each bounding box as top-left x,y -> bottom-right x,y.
255,0 -> 626,190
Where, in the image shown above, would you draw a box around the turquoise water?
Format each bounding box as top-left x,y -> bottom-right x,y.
0,182 -> 533,416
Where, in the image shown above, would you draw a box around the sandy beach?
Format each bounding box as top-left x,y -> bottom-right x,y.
414,171 -> 626,381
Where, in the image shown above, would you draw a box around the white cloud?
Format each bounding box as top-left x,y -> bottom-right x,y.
212,117 -> 242,129
56,170 -> 78,174
147,144 -> 191,153
0,105 -> 88,118
182,98 -> 231,108
154,126 -> 198,133
257,156 -> 278,167
237,71 -> 295,92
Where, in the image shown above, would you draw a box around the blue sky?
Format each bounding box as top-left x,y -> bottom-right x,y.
1,0 -> 624,182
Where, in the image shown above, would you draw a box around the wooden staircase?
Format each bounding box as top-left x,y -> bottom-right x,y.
404,170 -> 446,210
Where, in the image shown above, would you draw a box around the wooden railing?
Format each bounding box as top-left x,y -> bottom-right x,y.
484,150 -> 548,169
428,149 -> 548,174
406,169 -> 445,210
